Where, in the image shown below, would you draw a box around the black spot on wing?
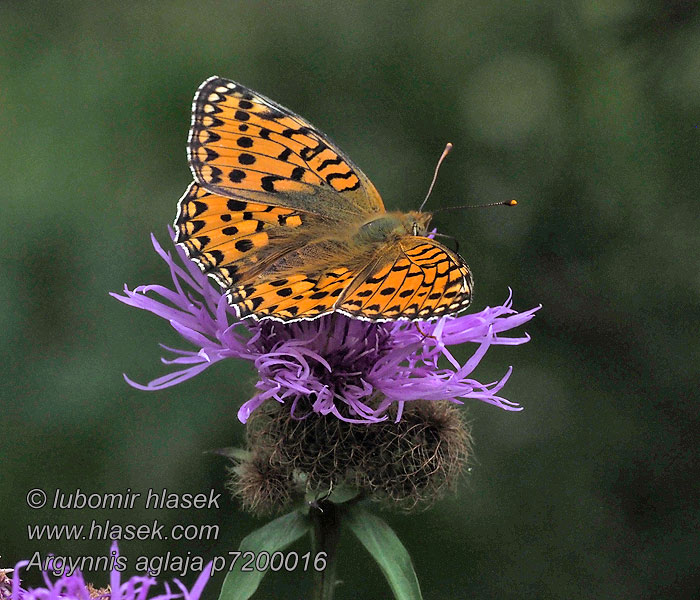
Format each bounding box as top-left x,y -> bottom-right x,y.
235,239 -> 254,252
229,169 -> 246,183
261,175 -> 284,192
227,199 -> 246,211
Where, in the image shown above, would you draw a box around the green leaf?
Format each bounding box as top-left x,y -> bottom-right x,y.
218,510 -> 311,600
346,506 -> 423,600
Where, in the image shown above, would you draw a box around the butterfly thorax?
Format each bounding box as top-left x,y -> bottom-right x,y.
353,211 -> 433,245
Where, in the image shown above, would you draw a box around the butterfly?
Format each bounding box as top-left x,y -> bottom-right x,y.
174,76 -> 473,322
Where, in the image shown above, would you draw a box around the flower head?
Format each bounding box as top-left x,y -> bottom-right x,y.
112,232 -> 539,424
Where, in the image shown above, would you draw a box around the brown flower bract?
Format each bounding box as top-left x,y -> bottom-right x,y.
228,399 -> 472,514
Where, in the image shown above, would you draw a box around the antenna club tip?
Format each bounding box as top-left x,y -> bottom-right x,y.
506,199 -> 518,206
445,142 -> 453,150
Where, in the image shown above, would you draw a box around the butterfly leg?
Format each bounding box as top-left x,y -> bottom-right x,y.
414,323 -> 437,341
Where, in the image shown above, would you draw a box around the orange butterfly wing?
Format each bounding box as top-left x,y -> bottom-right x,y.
175,181 -> 326,287
175,76 -> 385,297
225,265 -> 358,321
220,237 -> 473,322
337,237 -> 473,321
187,76 -> 384,219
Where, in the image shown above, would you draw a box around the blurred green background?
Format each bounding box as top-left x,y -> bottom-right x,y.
2,1 -> 699,598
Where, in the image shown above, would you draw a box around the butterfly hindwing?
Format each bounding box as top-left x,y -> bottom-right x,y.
337,237 -> 473,321
227,268 -> 356,321
188,76 -> 384,220
221,236 -> 472,322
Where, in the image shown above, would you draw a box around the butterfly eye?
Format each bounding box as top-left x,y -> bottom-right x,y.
412,222 -> 419,236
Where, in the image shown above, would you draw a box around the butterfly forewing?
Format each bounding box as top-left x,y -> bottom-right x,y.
187,76 -> 384,220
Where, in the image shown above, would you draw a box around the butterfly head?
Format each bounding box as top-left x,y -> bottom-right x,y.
404,211 -> 433,237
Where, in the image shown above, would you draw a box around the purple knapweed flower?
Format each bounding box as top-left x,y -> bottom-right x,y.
6,543 -> 210,600
112,232 -> 539,424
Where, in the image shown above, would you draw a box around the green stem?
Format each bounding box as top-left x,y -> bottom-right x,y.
310,501 -> 342,600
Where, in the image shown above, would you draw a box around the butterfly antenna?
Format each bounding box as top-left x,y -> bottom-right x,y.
433,199 -> 518,213
419,142 -> 453,212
